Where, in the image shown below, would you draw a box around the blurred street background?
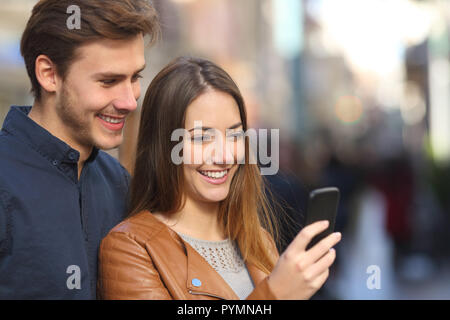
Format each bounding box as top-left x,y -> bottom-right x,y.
1,0 -> 450,299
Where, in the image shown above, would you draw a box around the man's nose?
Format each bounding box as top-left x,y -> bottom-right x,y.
113,82 -> 139,112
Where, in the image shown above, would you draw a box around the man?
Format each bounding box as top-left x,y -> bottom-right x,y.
0,0 -> 159,299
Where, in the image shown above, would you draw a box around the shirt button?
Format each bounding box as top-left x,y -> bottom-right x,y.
52,160 -> 58,166
191,278 -> 202,287
68,152 -> 76,160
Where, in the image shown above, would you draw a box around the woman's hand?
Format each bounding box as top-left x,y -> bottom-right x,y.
267,220 -> 341,300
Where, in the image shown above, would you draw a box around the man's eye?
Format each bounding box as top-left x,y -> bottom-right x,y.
101,79 -> 116,85
132,74 -> 143,82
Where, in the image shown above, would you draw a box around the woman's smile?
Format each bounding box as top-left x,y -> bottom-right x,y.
197,168 -> 232,185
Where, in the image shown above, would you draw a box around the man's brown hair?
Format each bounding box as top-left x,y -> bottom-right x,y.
20,0 -> 160,100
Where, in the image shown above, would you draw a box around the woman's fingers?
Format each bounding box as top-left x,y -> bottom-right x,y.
290,220 -> 330,252
310,268 -> 330,291
268,222 -> 341,300
303,248 -> 336,281
302,231 -> 341,266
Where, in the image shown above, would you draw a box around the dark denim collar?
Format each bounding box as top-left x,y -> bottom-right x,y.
2,106 -> 99,165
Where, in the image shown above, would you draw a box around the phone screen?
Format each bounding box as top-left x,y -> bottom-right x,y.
305,187 -> 340,250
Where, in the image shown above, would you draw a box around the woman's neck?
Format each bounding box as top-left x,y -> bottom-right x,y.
155,198 -> 226,241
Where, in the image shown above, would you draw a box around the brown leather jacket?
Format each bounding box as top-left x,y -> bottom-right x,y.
97,210 -> 280,300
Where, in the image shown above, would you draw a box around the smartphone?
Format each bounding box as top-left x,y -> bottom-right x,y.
304,187 -> 340,250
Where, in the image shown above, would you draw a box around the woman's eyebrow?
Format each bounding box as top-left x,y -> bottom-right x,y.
187,122 -> 242,132
228,122 -> 243,129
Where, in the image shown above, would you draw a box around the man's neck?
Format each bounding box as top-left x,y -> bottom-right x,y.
29,101 -> 92,179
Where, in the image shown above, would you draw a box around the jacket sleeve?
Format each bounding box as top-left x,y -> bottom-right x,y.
97,231 -> 172,300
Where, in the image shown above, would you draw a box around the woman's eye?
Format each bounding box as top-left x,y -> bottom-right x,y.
191,135 -> 212,142
227,131 -> 245,139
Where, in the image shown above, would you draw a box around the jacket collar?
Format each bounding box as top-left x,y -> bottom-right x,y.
183,239 -> 239,299
147,213 -> 269,300
184,242 -> 270,300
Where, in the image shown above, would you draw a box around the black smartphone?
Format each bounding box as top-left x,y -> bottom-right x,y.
304,187 -> 340,250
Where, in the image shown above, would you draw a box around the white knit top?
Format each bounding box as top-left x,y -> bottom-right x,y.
178,233 -> 255,299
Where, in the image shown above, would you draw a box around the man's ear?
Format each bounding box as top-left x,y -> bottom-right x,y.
35,55 -> 60,94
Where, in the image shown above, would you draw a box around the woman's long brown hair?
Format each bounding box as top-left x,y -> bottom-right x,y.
129,56 -> 279,274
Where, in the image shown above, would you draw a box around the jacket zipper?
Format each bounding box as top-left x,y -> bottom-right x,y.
188,290 -> 226,300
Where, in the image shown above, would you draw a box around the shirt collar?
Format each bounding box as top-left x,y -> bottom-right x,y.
2,106 -> 99,165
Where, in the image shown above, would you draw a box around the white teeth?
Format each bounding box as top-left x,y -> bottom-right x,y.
99,115 -> 123,124
200,170 -> 228,179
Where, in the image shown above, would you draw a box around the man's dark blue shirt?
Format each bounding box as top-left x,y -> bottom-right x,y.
0,106 -> 129,299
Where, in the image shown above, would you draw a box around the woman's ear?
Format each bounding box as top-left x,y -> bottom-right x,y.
35,54 -> 60,95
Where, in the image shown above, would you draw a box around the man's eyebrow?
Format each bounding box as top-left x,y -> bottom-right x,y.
92,64 -> 146,78
187,123 -> 243,132
134,64 -> 146,74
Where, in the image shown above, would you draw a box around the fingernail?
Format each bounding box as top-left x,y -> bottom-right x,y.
322,220 -> 329,227
334,232 -> 341,239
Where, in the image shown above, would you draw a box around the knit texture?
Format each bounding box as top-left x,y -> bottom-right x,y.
179,233 -> 255,299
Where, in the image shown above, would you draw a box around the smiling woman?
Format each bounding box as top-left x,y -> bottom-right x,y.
98,57 -> 341,300
98,56 -> 280,300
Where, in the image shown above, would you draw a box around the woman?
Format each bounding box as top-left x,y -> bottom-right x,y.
97,57 -> 341,300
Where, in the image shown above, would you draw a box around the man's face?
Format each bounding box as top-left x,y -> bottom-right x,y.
54,34 -> 145,151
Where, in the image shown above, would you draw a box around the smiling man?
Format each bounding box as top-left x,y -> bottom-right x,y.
0,0 -> 159,299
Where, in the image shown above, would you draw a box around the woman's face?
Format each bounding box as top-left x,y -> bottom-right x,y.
182,89 -> 245,204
